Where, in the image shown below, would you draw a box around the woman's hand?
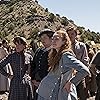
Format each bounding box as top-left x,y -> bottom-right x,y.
64,81 -> 72,93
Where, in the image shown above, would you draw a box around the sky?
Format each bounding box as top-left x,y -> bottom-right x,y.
38,0 -> 100,33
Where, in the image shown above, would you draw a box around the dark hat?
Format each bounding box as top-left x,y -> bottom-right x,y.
13,36 -> 27,45
38,29 -> 54,38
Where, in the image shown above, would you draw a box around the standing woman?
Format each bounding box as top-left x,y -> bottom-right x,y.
37,30 -> 90,100
0,39 -> 10,93
0,36 -> 33,100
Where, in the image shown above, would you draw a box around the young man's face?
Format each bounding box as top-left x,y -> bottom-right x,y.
67,30 -> 77,43
40,34 -> 52,48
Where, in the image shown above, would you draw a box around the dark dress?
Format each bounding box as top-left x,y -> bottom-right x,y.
0,52 -> 33,100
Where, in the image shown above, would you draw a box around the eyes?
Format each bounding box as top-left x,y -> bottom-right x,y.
52,36 -> 61,41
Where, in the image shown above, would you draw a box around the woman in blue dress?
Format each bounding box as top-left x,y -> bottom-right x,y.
37,30 -> 90,100
0,36 -> 33,100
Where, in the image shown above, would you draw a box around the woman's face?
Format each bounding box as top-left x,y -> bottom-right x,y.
15,42 -> 26,52
52,33 -> 64,51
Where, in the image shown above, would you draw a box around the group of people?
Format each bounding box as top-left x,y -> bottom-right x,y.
0,27 -> 99,100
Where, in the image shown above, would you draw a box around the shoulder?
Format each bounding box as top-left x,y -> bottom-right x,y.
76,42 -> 87,51
61,51 -> 75,60
35,47 -> 46,55
77,41 -> 86,47
35,47 -> 43,52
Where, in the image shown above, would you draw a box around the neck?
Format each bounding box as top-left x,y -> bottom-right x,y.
17,50 -> 24,54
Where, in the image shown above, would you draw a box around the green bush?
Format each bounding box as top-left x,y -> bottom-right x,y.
48,13 -> 55,22
30,7 -> 37,13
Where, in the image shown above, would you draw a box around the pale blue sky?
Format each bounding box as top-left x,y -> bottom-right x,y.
38,0 -> 100,33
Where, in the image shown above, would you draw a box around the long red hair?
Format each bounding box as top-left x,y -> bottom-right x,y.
48,30 -> 73,71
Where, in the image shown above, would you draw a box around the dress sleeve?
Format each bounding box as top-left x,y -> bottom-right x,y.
61,52 -> 90,86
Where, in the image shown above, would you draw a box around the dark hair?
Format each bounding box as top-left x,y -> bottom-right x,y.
38,29 -> 54,38
13,36 -> 27,45
66,27 -> 77,35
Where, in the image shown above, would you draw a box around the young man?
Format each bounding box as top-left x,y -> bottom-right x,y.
30,29 -> 54,100
66,27 -> 90,100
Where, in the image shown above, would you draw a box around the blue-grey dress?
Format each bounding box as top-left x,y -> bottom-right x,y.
0,52 -> 33,100
37,52 -> 90,100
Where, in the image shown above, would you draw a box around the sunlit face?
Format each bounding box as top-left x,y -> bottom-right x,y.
40,34 -> 52,48
67,30 -> 77,43
52,33 -> 64,51
15,42 -> 26,52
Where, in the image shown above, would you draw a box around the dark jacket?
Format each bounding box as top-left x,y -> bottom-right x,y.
30,47 -> 49,81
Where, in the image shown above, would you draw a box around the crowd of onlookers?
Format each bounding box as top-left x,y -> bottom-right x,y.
0,27 -> 100,100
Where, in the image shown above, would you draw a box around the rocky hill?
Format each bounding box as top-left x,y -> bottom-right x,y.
0,0 -> 100,47
0,0 -> 75,42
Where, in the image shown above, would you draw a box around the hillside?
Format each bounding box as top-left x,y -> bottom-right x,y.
0,0 -> 75,41
0,0 -> 100,47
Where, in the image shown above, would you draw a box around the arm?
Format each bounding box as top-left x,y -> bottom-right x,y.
61,52 -> 90,86
0,54 -> 11,77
